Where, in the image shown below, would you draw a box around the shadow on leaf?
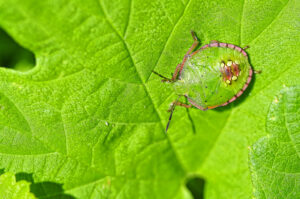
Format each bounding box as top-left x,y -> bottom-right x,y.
0,27 -> 35,71
15,172 -> 75,199
186,175 -> 206,199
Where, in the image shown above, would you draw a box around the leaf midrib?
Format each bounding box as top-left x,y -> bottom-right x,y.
97,0 -> 191,174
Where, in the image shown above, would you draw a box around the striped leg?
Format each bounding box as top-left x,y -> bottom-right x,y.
166,97 -> 192,132
168,101 -> 192,112
154,31 -> 200,83
175,30 -> 200,79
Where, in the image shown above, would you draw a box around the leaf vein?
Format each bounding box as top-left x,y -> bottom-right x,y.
145,0 -> 192,82
249,0 -> 290,44
240,0 -> 246,45
283,94 -> 300,159
123,0 -> 132,37
97,0 -> 188,173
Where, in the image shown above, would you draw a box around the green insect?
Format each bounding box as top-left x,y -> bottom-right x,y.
153,31 -> 258,131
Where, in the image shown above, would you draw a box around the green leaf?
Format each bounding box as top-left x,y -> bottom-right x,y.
0,0 -> 299,198
249,86 -> 300,199
0,172 -> 36,199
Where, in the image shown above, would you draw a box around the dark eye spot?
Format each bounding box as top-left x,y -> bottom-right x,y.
205,86 -> 207,88
205,100 -> 207,102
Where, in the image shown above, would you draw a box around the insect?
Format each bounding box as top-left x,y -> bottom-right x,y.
153,31 -> 259,132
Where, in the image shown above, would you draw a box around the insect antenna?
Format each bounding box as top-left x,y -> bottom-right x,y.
165,96 -> 180,132
152,70 -> 172,82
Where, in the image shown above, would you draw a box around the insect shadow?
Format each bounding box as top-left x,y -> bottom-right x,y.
15,172 -> 75,199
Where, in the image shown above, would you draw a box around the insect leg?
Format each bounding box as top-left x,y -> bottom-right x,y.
188,31 -> 200,54
254,70 -> 262,74
152,70 -> 172,82
165,98 -> 179,132
171,64 -> 181,81
166,96 -> 192,132
168,101 -> 192,111
191,30 -> 199,42
175,31 -> 200,79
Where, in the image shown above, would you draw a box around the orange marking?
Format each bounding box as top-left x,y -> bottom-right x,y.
191,50 -> 200,57
207,105 -> 219,109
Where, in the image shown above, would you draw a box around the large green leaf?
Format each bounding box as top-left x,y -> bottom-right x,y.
0,172 -> 36,199
249,86 -> 300,199
0,0 -> 299,198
